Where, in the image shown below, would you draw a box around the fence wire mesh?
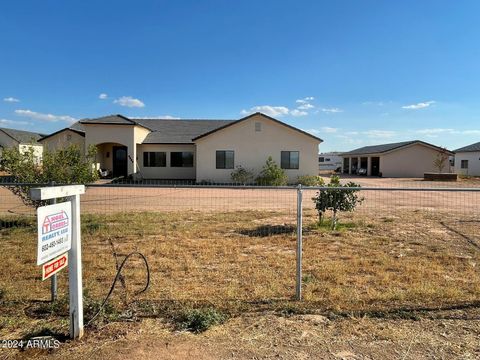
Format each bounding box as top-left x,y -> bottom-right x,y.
1,180 -> 479,317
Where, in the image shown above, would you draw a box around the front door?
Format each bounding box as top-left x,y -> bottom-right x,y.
112,146 -> 128,178
371,157 -> 380,176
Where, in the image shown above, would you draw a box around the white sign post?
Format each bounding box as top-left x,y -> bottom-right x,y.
31,185 -> 85,339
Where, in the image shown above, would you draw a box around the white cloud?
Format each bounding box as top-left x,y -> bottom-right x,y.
415,128 -> 453,135
321,126 -> 339,133
241,105 -> 290,117
402,100 -> 435,110
113,96 -> 145,108
363,130 -> 396,138
290,109 -> 308,117
3,97 -> 20,103
0,118 -> 31,125
297,103 -> 314,110
99,93 -> 108,100
296,96 -> 314,104
15,109 -> 77,123
321,107 -> 343,113
414,128 -> 480,136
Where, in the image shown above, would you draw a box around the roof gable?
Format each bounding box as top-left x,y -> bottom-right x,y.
192,112 -> 323,142
454,141 -> 480,153
342,140 -> 452,156
0,127 -> 45,144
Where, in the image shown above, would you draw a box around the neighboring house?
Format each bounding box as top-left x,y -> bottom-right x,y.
341,140 -> 453,177
38,122 -> 86,154
0,127 -> 44,161
66,112 -> 323,182
318,152 -> 342,172
454,142 -> 480,176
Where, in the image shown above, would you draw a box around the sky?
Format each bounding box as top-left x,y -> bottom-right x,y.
1,0 -> 480,152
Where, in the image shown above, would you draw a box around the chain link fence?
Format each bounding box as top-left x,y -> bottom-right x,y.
1,181 -> 479,314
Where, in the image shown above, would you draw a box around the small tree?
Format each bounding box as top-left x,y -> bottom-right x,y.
312,175 -> 363,229
230,165 -> 254,185
433,147 -> 449,173
255,156 -> 288,186
0,144 -> 98,207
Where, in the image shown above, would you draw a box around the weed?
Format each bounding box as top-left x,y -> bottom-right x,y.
177,308 -> 227,333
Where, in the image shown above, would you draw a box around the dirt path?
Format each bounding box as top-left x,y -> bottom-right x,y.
16,309 -> 480,360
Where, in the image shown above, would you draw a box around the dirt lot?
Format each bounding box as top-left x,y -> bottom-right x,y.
1,176 -> 480,217
1,177 -> 479,359
1,205 -> 480,359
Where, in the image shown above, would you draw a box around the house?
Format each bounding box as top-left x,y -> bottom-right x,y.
0,127 -> 44,161
318,152 -> 342,172
454,142 -> 480,176
56,112 -> 323,182
38,122 -> 85,154
341,140 -> 453,177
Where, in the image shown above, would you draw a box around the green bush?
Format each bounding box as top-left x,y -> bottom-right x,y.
312,175 -> 363,230
178,308 -> 226,333
0,144 -> 98,207
296,175 -> 325,186
230,165 -> 254,185
256,156 -> 287,186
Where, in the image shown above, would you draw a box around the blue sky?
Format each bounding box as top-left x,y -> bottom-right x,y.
1,0 -> 480,152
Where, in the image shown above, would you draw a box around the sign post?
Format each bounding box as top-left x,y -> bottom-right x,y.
31,185 -> 85,339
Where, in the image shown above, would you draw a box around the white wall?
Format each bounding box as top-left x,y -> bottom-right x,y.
380,143 -> 450,177
137,144 -> 196,179
454,152 -> 480,176
195,114 -> 320,183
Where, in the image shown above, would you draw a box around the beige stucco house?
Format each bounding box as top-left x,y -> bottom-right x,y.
341,140 -> 453,178
0,127 -> 44,161
454,142 -> 480,176
44,112 -> 322,183
38,122 -> 86,154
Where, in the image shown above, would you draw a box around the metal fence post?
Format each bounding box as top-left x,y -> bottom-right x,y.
296,184 -> 303,301
49,181 -> 57,302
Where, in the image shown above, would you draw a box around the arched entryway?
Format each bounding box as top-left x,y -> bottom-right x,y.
95,142 -> 129,178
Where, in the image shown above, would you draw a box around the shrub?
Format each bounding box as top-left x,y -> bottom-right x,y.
178,308 -> 226,333
312,175 -> 363,230
256,156 -> 287,186
0,144 -> 98,207
433,147 -> 450,173
230,165 -> 254,185
296,175 -> 325,186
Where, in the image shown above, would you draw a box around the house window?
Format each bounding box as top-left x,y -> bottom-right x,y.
143,152 -> 166,167
461,160 -> 469,169
319,157 -> 324,162
281,151 -> 299,169
255,122 -> 262,132
171,152 -> 194,167
216,150 -> 234,169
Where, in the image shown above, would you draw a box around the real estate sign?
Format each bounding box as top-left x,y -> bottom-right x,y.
36,202 -> 72,265
42,253 -> 68,280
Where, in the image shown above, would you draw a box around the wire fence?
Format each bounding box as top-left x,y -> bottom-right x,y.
1,181 -> 479,315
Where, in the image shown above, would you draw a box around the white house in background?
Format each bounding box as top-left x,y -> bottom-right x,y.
341,140 -> 453,177
454,142 -> 480,176
38,112 -> 323,183
0,127 -> 44,161
318,152 -> 342,172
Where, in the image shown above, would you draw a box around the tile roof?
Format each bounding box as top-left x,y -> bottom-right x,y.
454,141 -> 480,153
0,127 -> 45,144
80,113 -> 323,144
137,119 -> 235,143
341,140 -> 451,156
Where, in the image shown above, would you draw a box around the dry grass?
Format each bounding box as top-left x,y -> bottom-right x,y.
1,207 -> 479,343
